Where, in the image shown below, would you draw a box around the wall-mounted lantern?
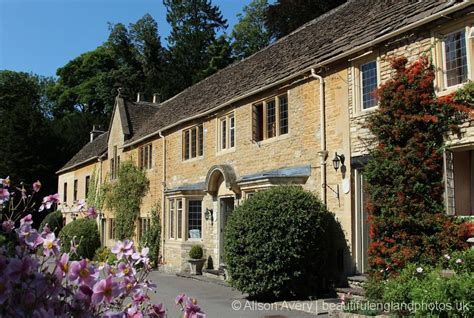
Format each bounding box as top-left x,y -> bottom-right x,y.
332,152 -> 345,172
205,208 -> 213,222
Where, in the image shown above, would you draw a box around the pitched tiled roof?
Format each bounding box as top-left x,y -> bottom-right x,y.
57,101 -> 160,173
57,132 -> 108,173
124,0 -> 467,145
124,101 -> 161,137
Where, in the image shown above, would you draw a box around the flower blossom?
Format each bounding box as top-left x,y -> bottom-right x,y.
91,276 -> 119,305
69,259 -> 99,287
416,267 -> 423,273
32,180 -> 41,193
2,220 -> 14,233
456,258 -> 463,264
184,298 -> 204,318
20,214 -> 33,226
111,240 -> 134,260
39,193 -> 60,212
444,254 -> 451,260
86,206 -> 97,219
127,305 -> 143,318
55,253 -> 69,280
0,176 -> 10,187
149,303 -> 166,318
0,188 -> 10,204
175,293 -> 186,305
117,262 -> 135,278
42,233 -> 60,257
132,247 -> 150,265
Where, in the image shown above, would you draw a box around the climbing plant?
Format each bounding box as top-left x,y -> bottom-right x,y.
105,161 -> 149,240
140,204 -> 161,268
364,56 -> 474,277
86,168 -> 107,210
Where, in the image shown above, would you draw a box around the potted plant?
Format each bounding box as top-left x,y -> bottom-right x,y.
188,245 -> 205,275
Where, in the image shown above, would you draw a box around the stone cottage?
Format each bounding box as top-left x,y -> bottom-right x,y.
57,0 -> 474,275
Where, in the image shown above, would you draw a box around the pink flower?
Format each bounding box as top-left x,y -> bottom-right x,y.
32,180 -> 41,193
20,214 -> 33,225
127,305 -> 143,318
77,199 -> 85,210
69,259 -> 99,287
17,223 -> 43,249
132,247 -> 149,265
42,233 -> 60,257
0,188 -> 10,204
70,236 -> 78,255
2,220 -> 14,233
456,258 -> 463,264
86,206 -> 97,219
132,292 -> 149,305
55,253 -> 69,280
91,276 -> 119,305
0,176 -> 10,187
117,262 -> 135,278
175,293 -> 186,305
149,303 -> 166,318
121,276 -> 140,295
111,240 -> 134,260
39,193 -> 60,212
184,298 -> 204,318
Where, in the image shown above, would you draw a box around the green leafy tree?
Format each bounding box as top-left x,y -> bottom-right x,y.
198,34 -> 233,79
105,161 -> 149,239
139,204 -> 161,267
231,0 -> 271,59
0,71 -> 58,195
163,0 -> 228,96
265,0 -> 346,40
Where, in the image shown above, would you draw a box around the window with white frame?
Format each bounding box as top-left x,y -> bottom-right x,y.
218,113 -> 235,151
360,61 -> 378,110
139,143 -> 153,170
183,125 -> 204,160
253,94 -> 289,141
177,200 -> 183,239
443,29 -> 469,88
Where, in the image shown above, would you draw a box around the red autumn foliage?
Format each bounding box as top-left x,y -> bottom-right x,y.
364,56 -> 473,278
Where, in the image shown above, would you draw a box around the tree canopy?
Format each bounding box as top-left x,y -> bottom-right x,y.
231,0 -> 271,59
265,0 -> 346,40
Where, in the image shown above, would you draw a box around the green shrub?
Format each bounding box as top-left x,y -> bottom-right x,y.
139,205 -> 161,267
59,218 -> 101,260
224,186 -> 335,300
382,263 -> 474,317
189,245 -> 203,259
447,249 -> 474,274
93,246 -> 117,265
39,210 -> 63,236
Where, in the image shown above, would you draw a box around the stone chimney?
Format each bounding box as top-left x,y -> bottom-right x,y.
90,125 -> 105,143
153,93 -> 160,104
136,92 -> 145,102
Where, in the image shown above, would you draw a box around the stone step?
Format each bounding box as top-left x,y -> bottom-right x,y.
335,286 -> 365,299
347,275 -> 368,289
202,268 -> 226,281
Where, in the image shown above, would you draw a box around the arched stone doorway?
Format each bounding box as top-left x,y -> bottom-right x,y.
204,165 -> 239,265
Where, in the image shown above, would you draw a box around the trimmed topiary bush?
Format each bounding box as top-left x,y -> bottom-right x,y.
189,245 -> 203,259
225,186 -> 335,300
59,218 -> 100,260
39,210 -> 63,236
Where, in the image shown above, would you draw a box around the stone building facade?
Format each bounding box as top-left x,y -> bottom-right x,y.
57,0 -> 474,275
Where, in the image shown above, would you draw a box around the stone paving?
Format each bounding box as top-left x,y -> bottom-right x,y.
147,271 -> 334,318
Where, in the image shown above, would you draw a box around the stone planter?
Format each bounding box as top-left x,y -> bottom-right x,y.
188,258 -> 206,275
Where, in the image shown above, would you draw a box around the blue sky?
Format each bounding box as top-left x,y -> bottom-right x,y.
0,0 -> 257,77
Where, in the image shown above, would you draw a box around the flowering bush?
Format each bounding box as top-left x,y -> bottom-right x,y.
364,56 -> 474,276
0,177 -> 205,317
